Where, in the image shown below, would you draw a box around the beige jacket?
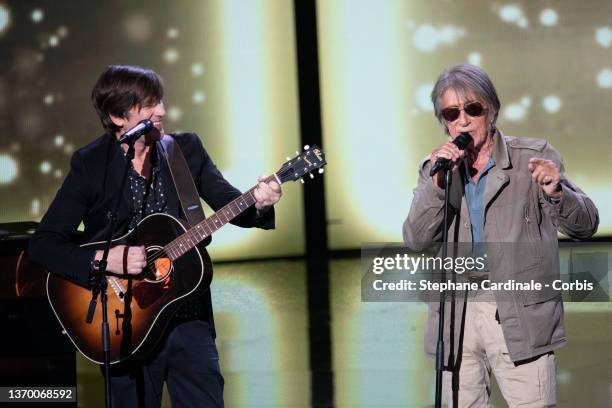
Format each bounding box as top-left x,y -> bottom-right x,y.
403,131 -> 599,363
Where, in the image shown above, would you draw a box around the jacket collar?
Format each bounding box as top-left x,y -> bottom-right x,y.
492,129 -> 511,169
483,130 -> 510,211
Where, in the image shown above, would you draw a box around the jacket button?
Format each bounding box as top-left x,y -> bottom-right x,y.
464,222 -> 470,229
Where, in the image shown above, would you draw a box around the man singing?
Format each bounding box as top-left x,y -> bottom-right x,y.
403,64 -> 598,407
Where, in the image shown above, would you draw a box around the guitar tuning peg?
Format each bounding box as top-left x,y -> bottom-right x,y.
318,168 -> 324,174
309,173 -> 314,179
286,156 -> 291,161
300,178 -> 305,184
304,144 -> 310,150
295,151 -> 300,156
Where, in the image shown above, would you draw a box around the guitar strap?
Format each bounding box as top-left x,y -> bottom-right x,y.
158,135 -> 206,228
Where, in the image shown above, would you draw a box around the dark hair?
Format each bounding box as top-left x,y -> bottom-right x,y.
91,65 -> 164,133
431,64 -> 500,131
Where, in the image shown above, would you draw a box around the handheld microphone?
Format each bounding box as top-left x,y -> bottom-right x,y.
117,119 -> 154,145
429,132 -> 473,177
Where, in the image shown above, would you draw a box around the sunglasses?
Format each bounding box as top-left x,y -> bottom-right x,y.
441,101 -> 485,122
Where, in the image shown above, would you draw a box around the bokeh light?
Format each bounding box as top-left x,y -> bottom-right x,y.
540,9 -> 559,27
54,134 -> 65,147
31,9 -> 43,23
497,4 -> 529,29
39,161 -> 51,174
468,52 -> 482,66
192,90 -> 206,104
191,63 -> 204,76
499,4 -> 523,23
503,96 -> 530,121
48,35 -> 59,47
595,27 -> 612,48
0,3 -> 11,36
413,24 -> 464,52
30,198 -> 40,216
43,94 -> 55,105
163,48 -> 179,64
167,27 -> 179,39
123,14 -> 151,43
543,95 -> 562,113
557,369 -> 572,385
597,68 -> 612,88
0,153 -> 18,185
167,106 -> 182,121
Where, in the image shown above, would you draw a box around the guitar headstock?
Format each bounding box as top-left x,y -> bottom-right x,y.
276,145 -> 327,184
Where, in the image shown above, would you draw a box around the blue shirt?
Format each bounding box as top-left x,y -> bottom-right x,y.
464,158 -> 495,270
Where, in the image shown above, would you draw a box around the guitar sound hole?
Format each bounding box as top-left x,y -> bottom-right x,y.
144,246 -> 174,284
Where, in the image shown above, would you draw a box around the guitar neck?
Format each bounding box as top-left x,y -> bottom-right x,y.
163,174 -> 278,260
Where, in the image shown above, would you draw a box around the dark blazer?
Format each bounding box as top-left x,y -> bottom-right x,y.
29,131 -> 274,288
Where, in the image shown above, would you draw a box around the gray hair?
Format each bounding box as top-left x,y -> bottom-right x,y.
430,64 -> 500,129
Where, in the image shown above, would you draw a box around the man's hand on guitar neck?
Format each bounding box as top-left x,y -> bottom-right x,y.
254,175 -> 282,212
94,245 -> 147,276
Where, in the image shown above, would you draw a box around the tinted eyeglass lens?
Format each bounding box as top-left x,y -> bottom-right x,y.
442,108 -> 460,121
441,102 -> 484,122
464,102 -> 484,117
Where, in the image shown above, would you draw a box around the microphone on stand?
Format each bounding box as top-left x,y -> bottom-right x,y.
429,132 -> 472,177
117,119 -> 154,145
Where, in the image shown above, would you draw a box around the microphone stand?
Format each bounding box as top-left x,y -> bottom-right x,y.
434,165 -> 453,408
85,137 -> 137,408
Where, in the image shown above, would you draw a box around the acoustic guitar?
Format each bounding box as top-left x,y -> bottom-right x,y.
46,146 -> 326,364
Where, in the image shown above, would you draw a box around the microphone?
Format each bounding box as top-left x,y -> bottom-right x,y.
429,132 -> 473,177
117,119 -> 154,145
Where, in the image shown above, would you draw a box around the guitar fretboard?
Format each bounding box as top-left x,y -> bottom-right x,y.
163,184 -> 263,260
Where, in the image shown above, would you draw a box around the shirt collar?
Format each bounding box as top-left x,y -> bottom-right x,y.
464,156 -> 495,184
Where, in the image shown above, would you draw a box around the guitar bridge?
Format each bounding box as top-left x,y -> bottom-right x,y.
108,277 -> 125,303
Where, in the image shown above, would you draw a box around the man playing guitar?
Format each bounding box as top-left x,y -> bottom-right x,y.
29,64 -> 282,407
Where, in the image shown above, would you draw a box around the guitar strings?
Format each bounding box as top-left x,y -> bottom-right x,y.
142,184 -> 263,271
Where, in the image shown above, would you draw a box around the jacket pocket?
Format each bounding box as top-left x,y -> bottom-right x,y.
520,204 -> 543,268
522,283 -> 560,306
522,294 -> 564,350
518,263 -> 560,305
524,203 -> 542,240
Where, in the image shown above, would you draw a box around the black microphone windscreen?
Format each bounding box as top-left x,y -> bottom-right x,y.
454,132 -> 472,150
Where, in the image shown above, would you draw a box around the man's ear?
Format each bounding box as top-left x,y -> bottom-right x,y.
109,114 -> 126,129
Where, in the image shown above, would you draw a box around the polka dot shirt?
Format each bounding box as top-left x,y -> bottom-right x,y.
127,149 -> 168,230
